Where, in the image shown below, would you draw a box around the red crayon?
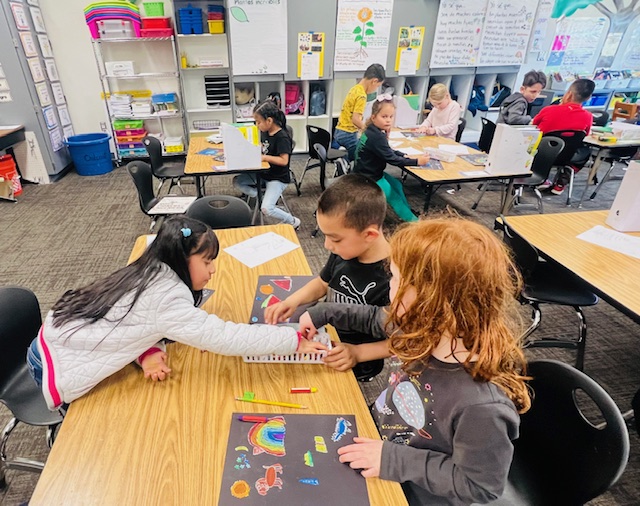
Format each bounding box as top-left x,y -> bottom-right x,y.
237,415 -> 268,423
290,387 -> 318,394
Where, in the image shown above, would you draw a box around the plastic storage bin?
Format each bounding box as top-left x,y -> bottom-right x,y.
164,136 -> 184,152
141,17 -> 170,29
97,19 -> 137,39
113,119 -> 144,129
142,2 -> 164,16
0,154 -> 22,197
208,20 -> 224,33
141,28 -> 174,37
65,133 -> 114,176
178,6 -> 203,34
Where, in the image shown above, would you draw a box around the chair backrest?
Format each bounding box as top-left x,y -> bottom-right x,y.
455,117 -> 466,143
285,124 -> 296,150
478,117 -> 496,153
127,161 -> 159,215
529,136 -> 565,181
543,129 -> 587,167
313,143 -> 327,165
500,217 -> 539,279
306,125 -> 331,159
186,195 -> 253,229
510,359 -> 629,504
592,110 -> 609,127
0,286 -> 42,388
142,136 -> 164,173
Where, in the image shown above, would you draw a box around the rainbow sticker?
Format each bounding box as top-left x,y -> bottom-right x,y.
248,416 -> 286,456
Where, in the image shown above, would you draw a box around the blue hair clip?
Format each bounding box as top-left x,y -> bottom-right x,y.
181,227 -> 192,238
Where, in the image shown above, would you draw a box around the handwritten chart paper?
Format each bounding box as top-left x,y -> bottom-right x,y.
224,232 -> 300,268
577,226 -> 640,260
547,17 -> 606,71
229,0 -> 288,75
529,0 -> 554,52
219,413 -> 369,505
430,0 -> 488,68
478,0 -> 538,66
334,0 -> 394,71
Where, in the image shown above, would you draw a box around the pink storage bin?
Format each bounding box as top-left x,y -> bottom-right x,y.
114,128 -> 146,137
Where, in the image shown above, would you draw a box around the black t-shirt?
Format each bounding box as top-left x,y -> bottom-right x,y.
261,129 -> 292,184
320,253 -> 390,379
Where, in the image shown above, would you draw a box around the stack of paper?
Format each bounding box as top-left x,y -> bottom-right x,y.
108,94 -> 132,117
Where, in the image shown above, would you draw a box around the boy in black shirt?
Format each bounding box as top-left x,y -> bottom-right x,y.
265,174 -> 390,380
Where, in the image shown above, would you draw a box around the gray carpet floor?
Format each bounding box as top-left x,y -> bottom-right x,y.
0,155 -> 639,505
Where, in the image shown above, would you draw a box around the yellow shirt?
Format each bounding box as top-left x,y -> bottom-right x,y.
336,83 -> 367,133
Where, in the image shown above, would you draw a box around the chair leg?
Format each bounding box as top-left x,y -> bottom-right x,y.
574,305 -> 587,371
534,188 -> 544,213
566,167 -> 574,206
521,303 -> 542,345
297,157 -> 312,191
471,182 -> 489,210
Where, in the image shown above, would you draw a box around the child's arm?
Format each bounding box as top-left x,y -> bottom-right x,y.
502,101 -> 531,125
261,131 -> 292,166
261,153 -> 289,166
323,341 -> 391,372
369,128 -> 426,167
418,111 -> 435,134
432,103 -> 462,138
140,349 -> 171,381
264,276 -> 329,324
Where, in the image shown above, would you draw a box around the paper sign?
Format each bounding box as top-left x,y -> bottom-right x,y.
50,82 -> 65,105
42,105 -> 58,130
57,105 -> 71,126
27,58 -> 45,83
223,232 -> 300,268
10,3 -> 29,30
35,82 -> 51,106
0,79 -> 10,92
300,52 -> 320,80
398,47 -> 419,75
577,226 -> 640,259
19,32 -> 38,57
62,124 -> 74,139
29,7 -> 46,32
221,123 -> 261,170
297,32 -> 324,78
49,126 -> 63,151
44,59 -> 59,81
0,91 -> 12,103
37,34 -> 53,58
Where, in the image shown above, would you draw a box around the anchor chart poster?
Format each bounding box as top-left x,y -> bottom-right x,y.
220,413 -> 369,505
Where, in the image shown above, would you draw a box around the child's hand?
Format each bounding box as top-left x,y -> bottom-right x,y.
417,126 -> 427,134
417,154 -> 430,166
261,154 -> 268,162
298,311 -> 318,339
264,299 -> 297,324
141,351 -> 171,381
425,127 -> 436,136
296,337 -> 328,354
337,437 -> 383,478
323,342 -> 358,372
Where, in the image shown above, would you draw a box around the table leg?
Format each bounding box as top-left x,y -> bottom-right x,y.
577,149 -> 605,208
320,161 -> 326,192
500,178 -> 516,215
255,174 -> 264,226
195,176 -> 205,198
422,184 -> 433,213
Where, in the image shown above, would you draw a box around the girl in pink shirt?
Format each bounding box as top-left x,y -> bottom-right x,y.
418,84 -> 462,140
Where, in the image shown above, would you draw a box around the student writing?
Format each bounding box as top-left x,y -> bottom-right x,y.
27,216 -> 325,410
233,100 -> 300,229
497,70 -> 547,125
417,83 -> 462,140
333,63 -> 386,161
353,95 -> 429,222
264,174 -> 390,381
300,217 -> 531,505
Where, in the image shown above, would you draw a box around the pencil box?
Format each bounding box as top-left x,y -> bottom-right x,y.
243,325 -> 332,364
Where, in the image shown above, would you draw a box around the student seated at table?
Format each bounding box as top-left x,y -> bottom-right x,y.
497,69 -> 547,125
264,174 -> 390,381
353,95 -> 429,222
298,217 -> 531,506
533,78 -> 595,195
333,63 -> 386,161
26,216 -> 326,411
417,83 -> 462,140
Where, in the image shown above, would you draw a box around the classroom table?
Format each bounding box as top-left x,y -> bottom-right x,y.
503,210 -> 640,323
578,135 -> 640,208
30,224 -> 407,506
184,136 -> 269,200
390,129 -> 531,213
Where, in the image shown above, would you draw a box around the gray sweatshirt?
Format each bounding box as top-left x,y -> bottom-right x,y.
307,303 -> 520,506
496,92 -> 531,125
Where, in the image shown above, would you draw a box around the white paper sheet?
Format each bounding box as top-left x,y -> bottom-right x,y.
576,225 -> 640,259
224,232 -> 300,268
148,196 -> 197,215
459,170 -> 490,177
300,52 -> 320,80
398,47 -> 418,75
439,144 -> 469,154
389,130 -> 405,139
389,140 -> 404,148
400,147 -> 422,156
222,123 -> 261,170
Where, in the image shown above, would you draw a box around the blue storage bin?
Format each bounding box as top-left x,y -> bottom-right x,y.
178,6 -> 203,34
65,133 -> 114,176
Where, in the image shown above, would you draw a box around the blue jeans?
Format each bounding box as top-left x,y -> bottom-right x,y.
333,129 -> 359,162
377,173 -> 418,222
233,173 -> 297,224
27,338 -> 43,387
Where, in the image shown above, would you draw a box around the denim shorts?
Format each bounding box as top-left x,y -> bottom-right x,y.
27,338 -> 43,387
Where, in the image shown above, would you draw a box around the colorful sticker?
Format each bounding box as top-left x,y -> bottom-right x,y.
248,416 -> 286,456
234,453 -> 251,470
230,480 -> 251,498
259,284 -> 274,295
314,435 -> 327,453
272,278 -> 292,291
260,293 -> 281,309
331,417 -> 352,442
299,478 -> 319,485
304,450 -> 314,467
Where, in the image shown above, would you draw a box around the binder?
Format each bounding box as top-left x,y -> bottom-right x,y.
486,124 -> 541,175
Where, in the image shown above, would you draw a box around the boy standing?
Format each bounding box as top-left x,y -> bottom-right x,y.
533,78 -> 595,195
265,174 -> 390,381
497,70 -> 547,125
333,64 -> 386,161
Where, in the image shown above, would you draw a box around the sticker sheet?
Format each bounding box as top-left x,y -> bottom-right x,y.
220,413 -> 369,505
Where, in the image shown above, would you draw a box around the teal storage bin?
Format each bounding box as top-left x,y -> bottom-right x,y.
65,133 -> 114,176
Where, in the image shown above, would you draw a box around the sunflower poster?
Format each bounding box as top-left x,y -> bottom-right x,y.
334,0 -> 395,71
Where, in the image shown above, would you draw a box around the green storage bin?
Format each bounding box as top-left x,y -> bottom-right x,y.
113,119 -> 144,130
143,2 -> 164,16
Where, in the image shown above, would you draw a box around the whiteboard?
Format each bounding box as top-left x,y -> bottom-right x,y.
229,0 -> 288,75
430,0 -> 488,68
478,0 -> 539,66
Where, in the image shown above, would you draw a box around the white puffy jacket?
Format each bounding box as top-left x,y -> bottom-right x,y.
37,264 -> 298,410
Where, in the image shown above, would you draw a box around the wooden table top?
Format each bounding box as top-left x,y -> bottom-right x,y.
185,136 -> 269,175
504,211 -> 640,321
584,134 -> 640,148
30,224 -> 407,506
392,129 -> 531,183
0,125 -> 24,138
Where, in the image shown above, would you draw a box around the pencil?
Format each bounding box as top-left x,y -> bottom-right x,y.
235,397 -> 308,409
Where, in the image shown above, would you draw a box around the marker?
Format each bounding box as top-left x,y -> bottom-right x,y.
290,387 -> 318,394
237,415 -> 268,423
235,397 -> 308,409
